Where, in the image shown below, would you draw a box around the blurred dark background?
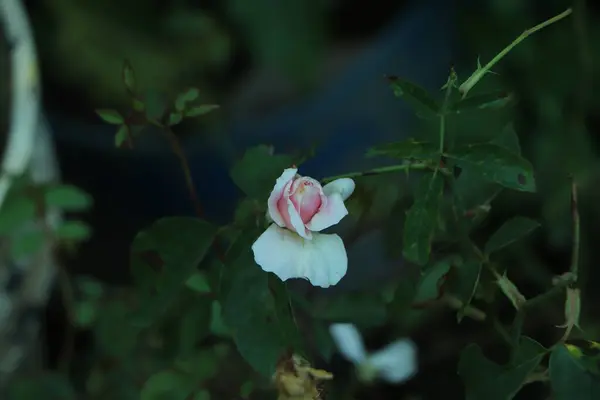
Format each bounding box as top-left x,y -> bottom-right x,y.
8,0 -> 600,398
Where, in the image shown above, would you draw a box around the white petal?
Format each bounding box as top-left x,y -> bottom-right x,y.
267,168 -> 297,227
251,225 -> 347,288
329,323 -> 367,364
323,178 -> 355,201
306,192 -> 348,232
367,339 -> 417,384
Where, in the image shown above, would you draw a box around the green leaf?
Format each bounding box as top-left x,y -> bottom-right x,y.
222,244 -> 301,377
229,145 -> 294,198
387,76 -> 440,117
209,300 -> 232,337
185,104 -> 220,118
185,271 -> 211,293
178,300 -> 212,355
446,259 -> 482,321
11,230 -> 45,258
311,292 -> 387,327
458,341 -> 545,400
44,184 -> 92,211
403,173 -> 444,265
169,112 -> 183,126
133,98 -> 145,112
449,91 -> 513,113
550,344 -> 600,400
74,301 -> 97,328
115,125 -> 129,148
485,217 -> 541,255
175,88 -> 200,111
193,390 -> 211,400
367,139 -> 439,160
413,258 -> 452,303
7,373 -> 76,400
141,370 -> 195,400
94,301 -> 139,357
239,381 -> 254,399
129,217 -> 217,327
446,143 -> 536,192
96,109 -> 124,125
0,196 -> 36,234
123,60 -> 136,92
56,220 -> 92,241
174,349 -> 220,382
313,322 -> 335,362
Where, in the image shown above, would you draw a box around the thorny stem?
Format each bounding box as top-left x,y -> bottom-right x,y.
459,8 -> 573,97
322,162 -> 451,183
569,178 -> 580,280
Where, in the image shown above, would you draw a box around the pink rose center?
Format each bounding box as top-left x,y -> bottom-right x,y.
277,178 -> 323,228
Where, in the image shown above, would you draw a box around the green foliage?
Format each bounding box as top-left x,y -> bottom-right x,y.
95,109 -> 124,124
485,216 -> 541,255
549,343 -> 600,400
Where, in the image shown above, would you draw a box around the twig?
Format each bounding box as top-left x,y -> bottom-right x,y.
569,177 -> 580,279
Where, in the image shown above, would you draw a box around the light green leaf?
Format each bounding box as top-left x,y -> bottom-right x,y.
114,125 -> 129,148
175,88 -> 200,111
209,300 -> 232,337
403,173 -> 444,265
44,184 -> 92,211
367,139 -> 439,160
96,109 -> 124,125
7,373 -> 76,400
129,217 -> 217,327
132,98 -> 145,112
388,76 -> 440,118
11,230 -> 45,259
458,341 -> 545,400
185,271 -> 211,293
229,145 -> 294,198
446,144 -> 536,192
413,259 -> 452,303
141,370 -> 194,400
449,91 -> 513,113
549,343 -> 600,400
185,104 -> 220,118
56,220 -> 92,241
485,217 -> 541,255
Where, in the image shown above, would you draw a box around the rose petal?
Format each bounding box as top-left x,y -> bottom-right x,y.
367,339 -> 417,384
268,168 -> 297,227
323,178 -> 355,201
251,224 -> 347,288
329,323 -> 367,365
286,195 -> 312,239
306,192 -> 348,232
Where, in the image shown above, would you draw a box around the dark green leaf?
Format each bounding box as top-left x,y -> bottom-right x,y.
229,145 -> 294,198
7,373 -> 76,400
550,344 -> 600,400
403,173 -> 444,265
367,139 -> 438,160
313,322 -> 335,362
0,196 -> 36,234
185,104 -> 220,118
115,125 -> 129,148
239,381 -> 254,399
44,184 -> 92,211
11,230 -> 45,258
175,88 -> 200,111
458,342 -> 545,400
74,301 -> 96,328
56,220 -> 92,241
222,241 -> 303,377
94,301 -> 139,357
446,143 -> 536,192
194,390 -> 211,400
178,300 -> 212,355
311,292 -> 388,327
129,217 -> 217,327
449,91 -> 513,113
169,112 -> 183,126
185,271 -> 211,293
174,349 -> 220,382
132,98 -> 145,112
485,217 -> 541,255
387,76 -> 440,117
446,259 -> 482,321
492,124 -> 522,155
96,109 -> 124,125
141,370 -> 195,400
512,337 -> 548,366
123,60 -> 136,92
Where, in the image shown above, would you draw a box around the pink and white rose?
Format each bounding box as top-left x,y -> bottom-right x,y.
251,167 -> 355,288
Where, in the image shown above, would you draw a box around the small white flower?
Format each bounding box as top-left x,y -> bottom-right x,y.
329,323 -> 418,384
251,168 -> 355,288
